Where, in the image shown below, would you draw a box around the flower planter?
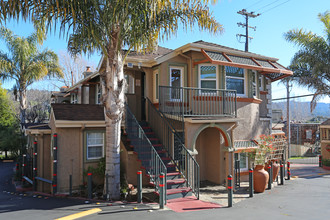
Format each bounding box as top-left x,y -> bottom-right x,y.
253,165 -> 269,193
272,162 -> 280,181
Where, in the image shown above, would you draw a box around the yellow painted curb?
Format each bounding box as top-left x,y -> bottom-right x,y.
55,208 -> 102,220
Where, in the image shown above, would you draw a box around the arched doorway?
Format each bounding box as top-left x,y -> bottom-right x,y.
194,126 -> 229,184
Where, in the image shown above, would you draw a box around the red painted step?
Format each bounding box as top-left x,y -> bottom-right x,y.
166,187 -> 191,195
149,178 -> 185,187
147,171 -> 181,178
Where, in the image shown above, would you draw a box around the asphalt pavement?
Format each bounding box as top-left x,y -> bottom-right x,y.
1,161 -> 330,220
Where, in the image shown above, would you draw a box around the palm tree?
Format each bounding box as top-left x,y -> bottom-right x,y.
0,26 -> 63,122
0,0 -> 222,199
284,11 -> 330,110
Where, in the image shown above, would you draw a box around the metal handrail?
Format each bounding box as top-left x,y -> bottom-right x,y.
159,86 -> 237,118
125,105 -> 167,200
147,98 -> 200,199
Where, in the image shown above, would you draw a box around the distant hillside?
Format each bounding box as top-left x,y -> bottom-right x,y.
272,101 -> 329,121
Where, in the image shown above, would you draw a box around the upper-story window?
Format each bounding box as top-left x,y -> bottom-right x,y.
170,66 -> 184,100
95,84 -> 102,104
199,64 -> 218,92
226,66 -> 245,96
71,93 -> 77,104
125,74 -> 135,94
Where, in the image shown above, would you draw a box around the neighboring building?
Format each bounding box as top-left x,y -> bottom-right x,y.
283,122 -> 320,157
272,109 -> 283,123
320,119 -> 330,161
25,41 -> 292,199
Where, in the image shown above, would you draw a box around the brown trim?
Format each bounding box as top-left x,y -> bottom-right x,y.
260,91 -> 268,95
267,60 -> 279,69
251,57 -> 262,67
192,59 -> 210,67
153,103 -> 159,109
215,127 -> 229,147
82,82 -> 99,85
201,49 -> 293,76
201,49 -> 215,63
237,97 -> 262,104
234,148 -> 257,153
222,52 -> 233,62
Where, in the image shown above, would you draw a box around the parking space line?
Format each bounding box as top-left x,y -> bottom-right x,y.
55,208 -> 102,220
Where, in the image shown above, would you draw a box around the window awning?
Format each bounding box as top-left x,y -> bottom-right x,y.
234,140 -> 258,152
196,49 -> 293,82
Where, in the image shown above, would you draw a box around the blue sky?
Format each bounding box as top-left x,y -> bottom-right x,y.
0,0 -> 329,103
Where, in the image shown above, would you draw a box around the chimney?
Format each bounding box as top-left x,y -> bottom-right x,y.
83,66 -> 93,78
60,86 -> 68,92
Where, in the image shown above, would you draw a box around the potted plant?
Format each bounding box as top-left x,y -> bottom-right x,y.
250,135 -> 274,193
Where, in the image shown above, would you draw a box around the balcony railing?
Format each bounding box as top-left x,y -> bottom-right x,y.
159,86 -> 237,118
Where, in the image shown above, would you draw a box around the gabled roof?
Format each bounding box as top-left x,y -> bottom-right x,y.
51,104 -> 105,121
192,40 -> 277,61
321,119 -> 330,126
126,46 -> 173,60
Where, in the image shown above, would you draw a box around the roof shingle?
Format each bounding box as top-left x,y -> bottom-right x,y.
52,104 -> 105,121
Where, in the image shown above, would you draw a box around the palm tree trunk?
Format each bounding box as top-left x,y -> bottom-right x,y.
101,35 -> 125,200
19,85 -> 27,123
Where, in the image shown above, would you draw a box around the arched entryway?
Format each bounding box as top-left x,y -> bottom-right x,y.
192,124 -> 232,184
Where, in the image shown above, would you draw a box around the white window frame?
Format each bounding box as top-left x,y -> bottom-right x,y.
153,69 -> 159,103
225,66 -> 247,97
169,66 -> 184,101
235,152 -> 248,171
259,74 -> 265,91
306,130 -> 312,139
198,64 -> 218,93
95,83 -> 102,104
86,132 -> 104,160
71,93 -> 77,104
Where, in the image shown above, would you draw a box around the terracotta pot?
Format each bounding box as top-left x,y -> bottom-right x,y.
253,165 -> 269,193
272,162 -> 280,181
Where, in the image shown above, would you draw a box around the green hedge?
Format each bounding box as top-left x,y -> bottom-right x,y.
322,159 -> 330,167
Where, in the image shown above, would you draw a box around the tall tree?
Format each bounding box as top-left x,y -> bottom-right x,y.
0,82 -> 15,126
0,83 -> 20,158
0,26 -> 63,123
0,0 -> 222,199
58,51 -> 95,87
284,11 -> 330,110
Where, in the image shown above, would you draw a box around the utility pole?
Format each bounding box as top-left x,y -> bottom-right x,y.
286,78 -> 291,159
237,9 -> 260,52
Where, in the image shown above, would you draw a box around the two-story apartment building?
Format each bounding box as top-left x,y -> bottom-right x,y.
26,41 -> 292,200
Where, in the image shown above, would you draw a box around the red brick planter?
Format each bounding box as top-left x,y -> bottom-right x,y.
322,165 -> 330,170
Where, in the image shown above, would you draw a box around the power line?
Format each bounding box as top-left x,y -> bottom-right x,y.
272,93 -> 316,101
255,0 -> 281,12
246,0 -> 265,10
260,0 -> 291,14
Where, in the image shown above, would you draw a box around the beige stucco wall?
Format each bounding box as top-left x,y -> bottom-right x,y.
234,101 -> 271,140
